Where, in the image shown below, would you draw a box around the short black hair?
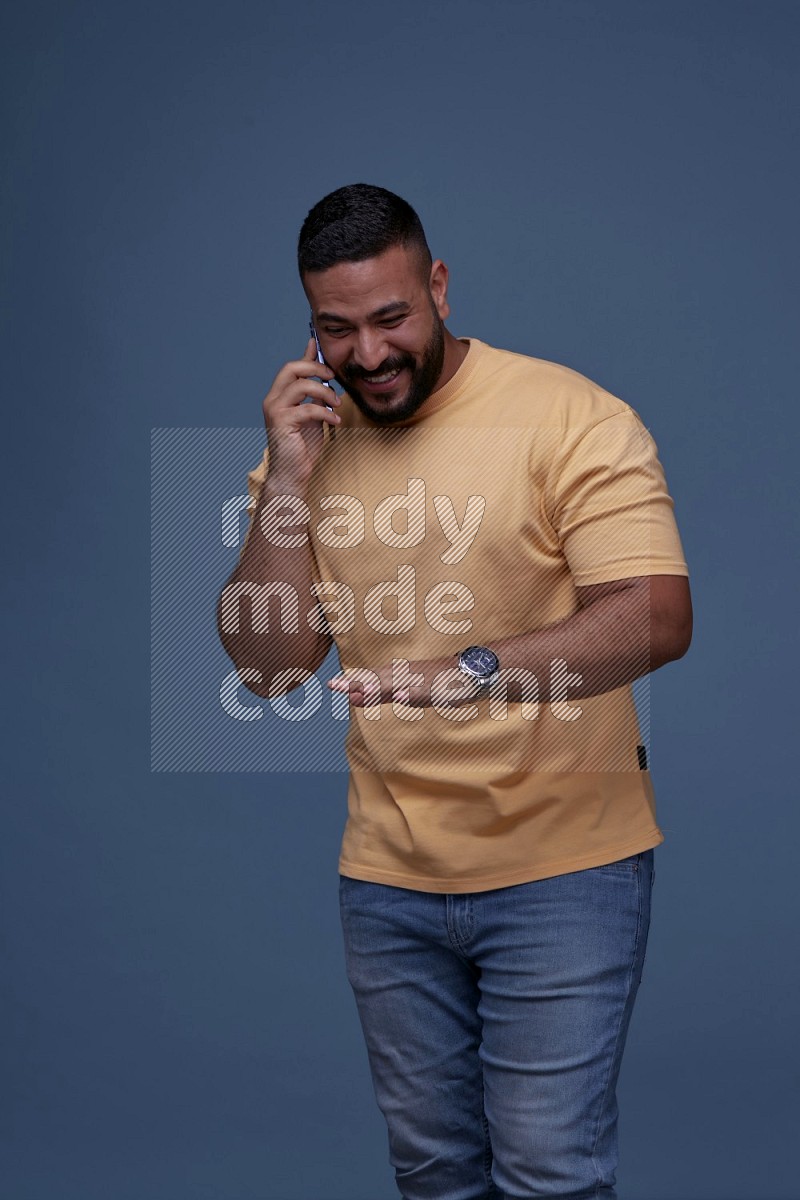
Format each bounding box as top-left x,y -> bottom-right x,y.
297,183 -> 432,279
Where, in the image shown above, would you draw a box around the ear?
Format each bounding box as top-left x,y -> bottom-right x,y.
428,259 -> 450,321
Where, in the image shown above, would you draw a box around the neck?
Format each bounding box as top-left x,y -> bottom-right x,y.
434,329 -> 469,391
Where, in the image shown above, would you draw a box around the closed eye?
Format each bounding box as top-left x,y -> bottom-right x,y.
323,315 -> 407,336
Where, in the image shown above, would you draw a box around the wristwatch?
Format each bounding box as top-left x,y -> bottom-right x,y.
456,645 -> 500,694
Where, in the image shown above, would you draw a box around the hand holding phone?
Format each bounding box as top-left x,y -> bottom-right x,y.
309,317 -> 335,413
260,334 -> 339,493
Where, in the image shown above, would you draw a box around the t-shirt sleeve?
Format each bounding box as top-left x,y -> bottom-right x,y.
246,444 -> 269,506
239,444 -> 270,560
549,410 -> 689,586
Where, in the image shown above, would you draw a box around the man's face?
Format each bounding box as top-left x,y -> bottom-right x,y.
304,244 -> 449,426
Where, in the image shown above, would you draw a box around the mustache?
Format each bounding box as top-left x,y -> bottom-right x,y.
343,356 -> 412,381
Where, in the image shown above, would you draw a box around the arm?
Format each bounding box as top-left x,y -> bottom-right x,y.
217,340 -> 341,698
327,573 -> 692,708
216,476 -> 334,699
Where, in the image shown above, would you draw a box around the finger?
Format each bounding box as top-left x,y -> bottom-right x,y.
269,358 -> 336,398
269,383 -> 340,422
293,377 -> 340,404
280,376 -> 340,404
332,679 -> 381,708
327,675 -> 351,692
284,401 -> 341,427
326,671 -> 367,691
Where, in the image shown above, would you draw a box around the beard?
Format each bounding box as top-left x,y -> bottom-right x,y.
335,311 -> 446,427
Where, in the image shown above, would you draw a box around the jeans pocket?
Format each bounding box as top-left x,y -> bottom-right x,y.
595,853 -> 641,873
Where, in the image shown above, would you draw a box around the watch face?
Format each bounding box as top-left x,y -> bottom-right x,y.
461,645 -> 500,680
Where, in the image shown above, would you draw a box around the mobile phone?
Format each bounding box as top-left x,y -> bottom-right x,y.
309,316 -> 335,412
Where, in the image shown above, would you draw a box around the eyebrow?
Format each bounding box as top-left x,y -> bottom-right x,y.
316,301 -> 410,323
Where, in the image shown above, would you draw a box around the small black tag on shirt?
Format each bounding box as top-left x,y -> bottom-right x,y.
637,745 -> 648,771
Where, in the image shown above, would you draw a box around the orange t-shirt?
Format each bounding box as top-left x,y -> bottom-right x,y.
244,338 -> 689,892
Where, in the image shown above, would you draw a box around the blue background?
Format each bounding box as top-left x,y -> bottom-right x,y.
3,2 -> 797,1197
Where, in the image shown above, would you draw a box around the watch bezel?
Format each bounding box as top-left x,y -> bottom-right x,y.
457,645 -> 500,687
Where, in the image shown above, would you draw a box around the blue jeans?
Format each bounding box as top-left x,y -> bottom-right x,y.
339,850 -> 654,1200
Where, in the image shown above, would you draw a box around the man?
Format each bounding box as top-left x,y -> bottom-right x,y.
218,183 -> 692,1200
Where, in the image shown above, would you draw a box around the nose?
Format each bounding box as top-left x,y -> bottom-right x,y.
351,328 -> 390,373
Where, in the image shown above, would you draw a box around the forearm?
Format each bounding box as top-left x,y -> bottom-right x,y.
483,586 -> 651,703
217,479 -> 332,696
328,574 -> 693,710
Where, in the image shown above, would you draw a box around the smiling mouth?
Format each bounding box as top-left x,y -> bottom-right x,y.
362,367 -> 402,384
358,367 -> 405,393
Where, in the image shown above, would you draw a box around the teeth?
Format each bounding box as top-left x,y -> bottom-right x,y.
365,369 -> 401,383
